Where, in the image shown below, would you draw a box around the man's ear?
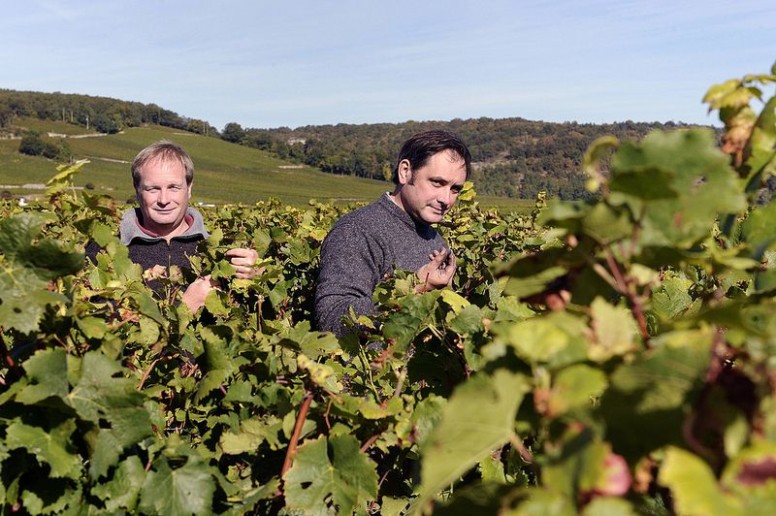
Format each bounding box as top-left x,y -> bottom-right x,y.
187,182 -> 193,197
397,159 -> 412,185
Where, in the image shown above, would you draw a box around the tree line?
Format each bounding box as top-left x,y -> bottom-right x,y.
222,117 -> 705,200
0,89 -> 217,136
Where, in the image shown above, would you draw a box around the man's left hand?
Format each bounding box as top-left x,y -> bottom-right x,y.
225,248 -> 261,279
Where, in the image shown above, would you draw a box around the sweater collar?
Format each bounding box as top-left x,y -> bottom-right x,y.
119,207 -> 209,245
379,192 -> 435,235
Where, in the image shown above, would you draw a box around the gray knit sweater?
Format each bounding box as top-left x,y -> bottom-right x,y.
314,193 -> 447,335
85,207 -> 209,294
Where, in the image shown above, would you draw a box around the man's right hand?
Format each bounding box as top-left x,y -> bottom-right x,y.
415,248 -> 456,293
181,275 -> 219,312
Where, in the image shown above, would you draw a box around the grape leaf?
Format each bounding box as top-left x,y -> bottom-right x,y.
15,348 -> 69,405
92,456 -> 146,512
139,455 -> 215,516
416,369 -> 529,508
5,419 -> 81,479
284,435 -> 378,515
658,446 -> 740,514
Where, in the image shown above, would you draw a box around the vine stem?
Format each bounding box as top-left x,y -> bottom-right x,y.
281,390 -> 314,479
0,332 -> 23,385
509,433 -> 534,463
360,433 -> 381,453
137,358 -> 159,391
603,249 -> 650,343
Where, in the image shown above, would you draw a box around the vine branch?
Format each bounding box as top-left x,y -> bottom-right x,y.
281,390 -> 315,479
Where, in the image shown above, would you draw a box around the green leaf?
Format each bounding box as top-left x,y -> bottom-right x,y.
610,129 -> 746,248
588,297 -> 640,362
77,316 -> 109,340
599,329 -> 712,460
609,166 -> 678,200
67,352 -> 145,419
140,456 -> 215,516
650,272 -> 696,321
0,213 -> 84,279
219,419 -> 268,455
0,284 -> 66,334
581,203 -> 635,244
382,292 -> 439,353
46,159 -> 86,186
502,265 -> 568,300
5,419 -> 81,479
90,430 -> 123,480
15,348 -> 69,405
720,441 -> 776,512
493,311 -> 588,367
581,497 -> 638,515
658,447 -> 740,514
417,369 -> 529,507
449,304 -> 484,335
439,289 -> 469,314
204,289 -> 231,316
137,316 -> 160,345
65,351 -> 153,472
741,198 -> 776,258
548,364 -> 608,417
744,96 -> 776,185
583,135 -> 619,189
297,354 -> 342,393
91,456 -> 146,512
284,435 -> 378,515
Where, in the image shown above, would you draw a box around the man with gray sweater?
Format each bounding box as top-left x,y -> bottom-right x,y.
86,140 -> 259,312
315,130 -> 472,336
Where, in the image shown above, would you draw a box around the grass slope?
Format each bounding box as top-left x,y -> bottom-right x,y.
0,121 -> 531,211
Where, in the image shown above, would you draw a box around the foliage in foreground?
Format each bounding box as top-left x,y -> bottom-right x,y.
0,64 -> 775,514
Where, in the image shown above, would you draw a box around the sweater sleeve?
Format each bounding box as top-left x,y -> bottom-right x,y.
314,222 -> 387,336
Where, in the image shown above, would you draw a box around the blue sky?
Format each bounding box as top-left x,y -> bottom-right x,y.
4,1 -> 775,130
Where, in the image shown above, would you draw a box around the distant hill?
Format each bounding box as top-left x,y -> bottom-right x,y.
0,89 -> 713,201
240,118 -> 709,200
0,120 -> 383,206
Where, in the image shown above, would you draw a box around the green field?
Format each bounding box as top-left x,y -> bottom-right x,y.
0,121 -> 532,211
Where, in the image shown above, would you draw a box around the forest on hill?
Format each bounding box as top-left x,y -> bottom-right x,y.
0,89 -> 708,200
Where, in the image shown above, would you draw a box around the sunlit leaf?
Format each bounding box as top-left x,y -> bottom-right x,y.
284,435 -> 378,515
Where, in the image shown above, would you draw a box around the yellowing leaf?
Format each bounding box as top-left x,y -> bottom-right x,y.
658,447 -> 741,515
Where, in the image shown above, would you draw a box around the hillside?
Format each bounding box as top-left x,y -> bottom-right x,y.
244,118 -> 707,200
0,120 -> 529,210
0,88 -> 711,202
0,122 -> 383,206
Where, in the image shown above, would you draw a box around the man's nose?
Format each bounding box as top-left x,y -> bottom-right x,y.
438,189 -> 452,207
158,189 -> 169,204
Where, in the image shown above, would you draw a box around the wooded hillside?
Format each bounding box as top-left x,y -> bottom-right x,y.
1,89 -> 710,200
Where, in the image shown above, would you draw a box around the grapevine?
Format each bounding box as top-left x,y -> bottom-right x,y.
0,63 -> 775,514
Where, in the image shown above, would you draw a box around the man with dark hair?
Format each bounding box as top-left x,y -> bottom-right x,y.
315,129 -> 472,336
86,140 -> 259,312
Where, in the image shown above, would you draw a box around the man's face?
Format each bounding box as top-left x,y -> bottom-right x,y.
135,157 -> 192,237
395,149 -> 467,224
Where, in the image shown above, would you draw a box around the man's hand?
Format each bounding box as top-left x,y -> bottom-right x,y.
225,248 -> 261,279
415,248 -> 456,293
181,275 -> 219,312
